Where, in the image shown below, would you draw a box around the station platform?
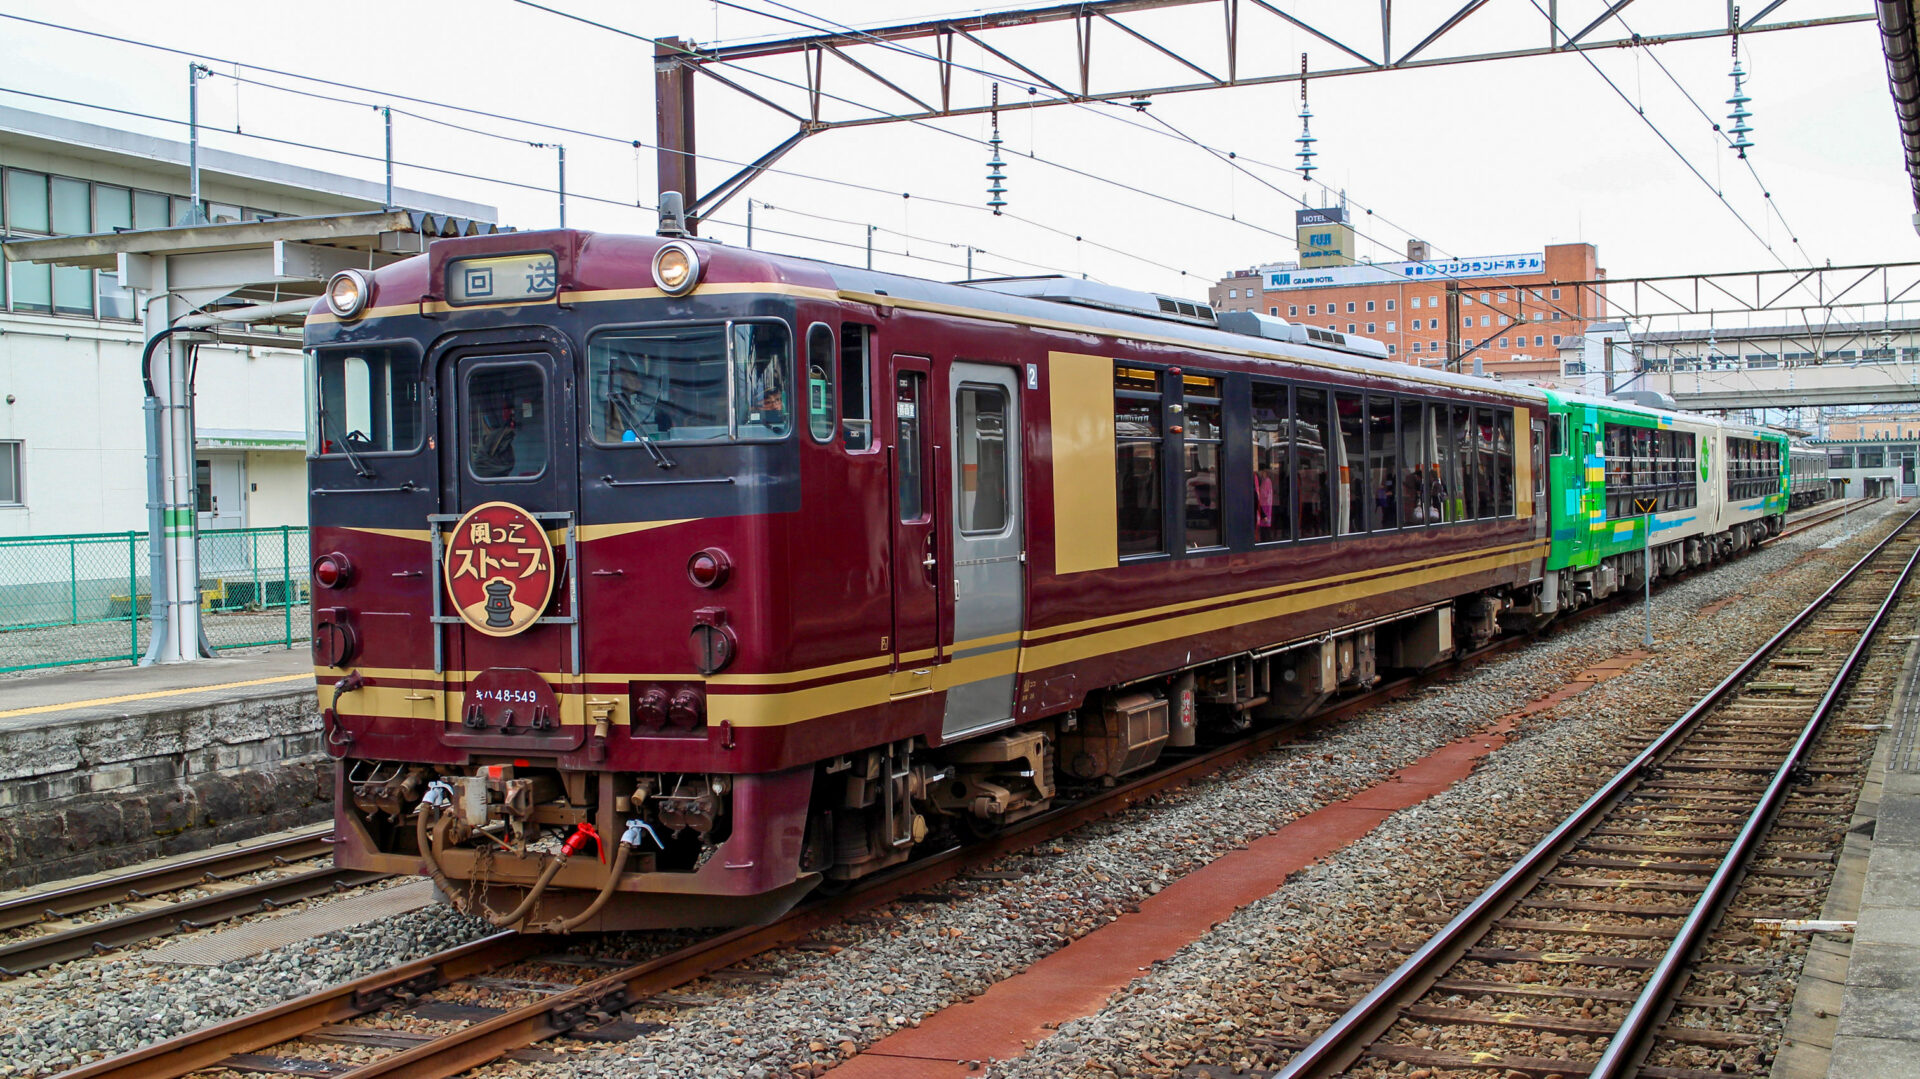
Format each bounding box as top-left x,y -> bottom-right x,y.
1812,632 -> 1920,1079
0,651 -> 325,890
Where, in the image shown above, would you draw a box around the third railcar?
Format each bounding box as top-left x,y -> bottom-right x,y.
1789,445 -> 1831,508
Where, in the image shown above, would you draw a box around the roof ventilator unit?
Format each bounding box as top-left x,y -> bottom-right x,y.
969,276 -> 1218,328
1217,310 -> 1391,360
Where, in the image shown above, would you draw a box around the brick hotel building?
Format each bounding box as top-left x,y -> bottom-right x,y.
1209,230 -> 1605,381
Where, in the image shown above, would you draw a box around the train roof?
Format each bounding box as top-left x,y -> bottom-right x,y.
310,229 -> 1548,405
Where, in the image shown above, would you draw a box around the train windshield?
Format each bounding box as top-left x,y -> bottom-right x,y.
588,322 -> 792,444
307,346 -> 424,456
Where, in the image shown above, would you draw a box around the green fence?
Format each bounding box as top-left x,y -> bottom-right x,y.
0,526 -> 309,673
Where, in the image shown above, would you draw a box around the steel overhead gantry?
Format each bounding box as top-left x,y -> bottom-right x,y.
1,211 -> 501,664
653,0 -> 1874,232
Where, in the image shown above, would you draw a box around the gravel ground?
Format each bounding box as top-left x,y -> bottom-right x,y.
0,503 -> 1895,1079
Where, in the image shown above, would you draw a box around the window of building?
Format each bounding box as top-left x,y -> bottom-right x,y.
1387,345 -> 1396,355
1288,305 -> 1298,316
1480,315 -> 1490,328
1499,315 -> 1509,326
1366,323 -> 1376,333
1462,317 -> 1472,329
1308,304 -> 1317,314
1116,367 -> 1164,557
1385,321 -> 1396,332
1552,335 -> 1562,346
1478,293 -> 1490,304
1386,299 -> 1396,310
1347,324 -> 1356,333
5,170 -> 50,233
1530,289 -> 1543,300
1366,300 -> 1375,312
1550,287 -> 1562,300
1498,292 -> 1509,304
1346,302 -> 1356,313
1499,337 -> 1509,348
1860,446 -> 1886,467
1413,297 -> 1423,308
1534,335 -> 1545,346
1411,341 -> 1422,353
1270,307 -> 1278,316
0,441 -> 19,505
1533,311 -> 1544,321
1463,296 -> 1474,306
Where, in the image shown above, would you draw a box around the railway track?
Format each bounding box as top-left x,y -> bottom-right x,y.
0,826 -> 385,977
1273,506 -> 1920,1079
1770,496 -> 1879,543
44,506 -> 1893,1079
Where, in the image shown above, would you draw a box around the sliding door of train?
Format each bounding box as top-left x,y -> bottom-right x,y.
889,355 -> 941,694
942,362 -> 1024,739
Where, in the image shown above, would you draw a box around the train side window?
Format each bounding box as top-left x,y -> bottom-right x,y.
1116,367 -> 1165,557
1399,398 -> 1435,525
1184,375 -> 1224,551
1368,395 -> 1399,530
1475,407 -> 1497,518
1549,414 -> 1568,457
1450,404 -> 1474,523
896,373 -> 926,522
1251,382 -> 1292,544
805,323 -> 837,443
1295,388 -> 1332,540
956,386 -> 1008,533
733,322 -> 793,439
1431,402 -> 1457,523
1335,392 -> 1366,535
841,324 -> 874,451
1496,409 -> 1515,517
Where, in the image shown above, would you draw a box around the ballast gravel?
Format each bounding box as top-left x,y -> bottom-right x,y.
0,502 -> 1894,1079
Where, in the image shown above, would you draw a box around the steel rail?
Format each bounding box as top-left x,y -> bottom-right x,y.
1271,506 -> 1920,1079
1771,496 -> 1880,542
1592,523 -> 1920,1076
0,825 -> 335,932
0,868 -> 387,976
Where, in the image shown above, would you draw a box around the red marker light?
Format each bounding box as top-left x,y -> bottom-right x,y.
687,548 -> 730,588
313,554 -> 352,588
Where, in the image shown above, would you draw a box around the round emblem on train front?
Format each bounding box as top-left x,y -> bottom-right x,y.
443,501 -> 555,637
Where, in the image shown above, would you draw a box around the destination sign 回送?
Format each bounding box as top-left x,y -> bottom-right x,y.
447,252 -> 560,306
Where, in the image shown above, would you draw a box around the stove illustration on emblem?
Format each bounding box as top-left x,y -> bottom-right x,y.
442,501 -> 556,637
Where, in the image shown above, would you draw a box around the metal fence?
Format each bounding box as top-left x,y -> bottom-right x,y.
0,526 -> 309,673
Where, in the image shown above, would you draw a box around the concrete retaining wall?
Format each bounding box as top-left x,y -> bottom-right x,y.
0,689 -> 329,889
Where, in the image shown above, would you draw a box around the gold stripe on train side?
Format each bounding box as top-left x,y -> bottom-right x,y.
324,540 -> 1545,731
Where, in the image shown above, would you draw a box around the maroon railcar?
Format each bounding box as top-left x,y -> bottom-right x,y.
306,225 -> 1549,930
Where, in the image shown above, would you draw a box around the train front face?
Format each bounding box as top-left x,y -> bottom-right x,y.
305,231 -> 861,930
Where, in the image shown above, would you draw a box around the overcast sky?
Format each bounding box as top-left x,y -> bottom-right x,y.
0,0 -> 1903,318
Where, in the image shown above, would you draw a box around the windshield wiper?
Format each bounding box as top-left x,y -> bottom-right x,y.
612,393 -> 675,470
317,399 -> 375,478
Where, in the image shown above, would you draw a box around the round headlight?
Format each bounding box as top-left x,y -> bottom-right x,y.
652,242 -> 701,295
325,269 -> 371,319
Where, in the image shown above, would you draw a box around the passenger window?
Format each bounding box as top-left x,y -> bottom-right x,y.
1451,404 -> 1475,521
841,324 -> 874,450
1295,388 -> 1332,540
588,325 -> 729,443
465,363 -> 548,480
1336,392 -> 1366,535
896,373 -> 926,522
1431,403 -> 1458,523
1550,414 -> 1568,457
1475,407 -> 1496,518
1184,375 -> 1223,550
1116,368 -> 1165,557
1251,383 -> 1292,544
806,324 -> 836,443
1401,399 -> 1436,525
1368,395 -> 1399,530
956,386 -> 1009,533
1496,409 -> 1515,517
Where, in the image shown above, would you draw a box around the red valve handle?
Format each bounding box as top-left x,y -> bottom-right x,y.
561,822 -> 605,863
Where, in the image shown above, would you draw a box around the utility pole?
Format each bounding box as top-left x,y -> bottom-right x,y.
867,224 -> 876,270
1445,283 -> 1462,373
746,200 -> 754,248
381,107 -> 394,209
655,36 -> 698,235
182,64 -> 211,225
557,144 -> 567,228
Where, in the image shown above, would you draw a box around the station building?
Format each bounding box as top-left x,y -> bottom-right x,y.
1209,223 -> 1606,381
0,105 -> 495,538
1809,436 -> 1915,498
